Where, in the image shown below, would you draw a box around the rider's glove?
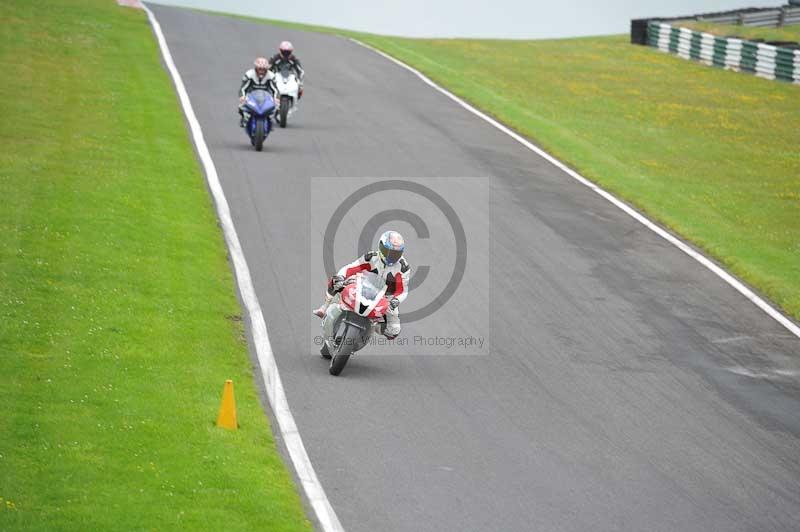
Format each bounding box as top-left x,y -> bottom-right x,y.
331,275 -> 345,293
389,297 -> 400,310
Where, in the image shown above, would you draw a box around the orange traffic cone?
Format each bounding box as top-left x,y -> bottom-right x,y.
216,379 -> 238,430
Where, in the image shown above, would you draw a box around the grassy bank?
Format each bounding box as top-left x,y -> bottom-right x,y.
680,21 -> 800,42
227,13 -> 800,322
0,1 -> 311,530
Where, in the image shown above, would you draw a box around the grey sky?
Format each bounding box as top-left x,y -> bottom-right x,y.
150,0 -> 787,38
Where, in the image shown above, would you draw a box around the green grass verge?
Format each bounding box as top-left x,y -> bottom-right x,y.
220,12 -> 800,322
0,1 -> 312,530
679,21 -> 800,42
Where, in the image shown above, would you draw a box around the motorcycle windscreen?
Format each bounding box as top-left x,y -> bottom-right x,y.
246,89 -> 275,115
358,272 -> 382,302
279,64 -> 294,80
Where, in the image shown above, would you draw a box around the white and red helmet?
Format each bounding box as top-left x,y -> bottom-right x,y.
254,57 -> 269,75
279,41 -> 294,59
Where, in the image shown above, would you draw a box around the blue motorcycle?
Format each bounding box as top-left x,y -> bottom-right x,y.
244,89 -> 276,151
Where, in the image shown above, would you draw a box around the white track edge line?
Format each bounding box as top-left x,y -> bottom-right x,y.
143,6 -> 345,531
349,37 -> 800,340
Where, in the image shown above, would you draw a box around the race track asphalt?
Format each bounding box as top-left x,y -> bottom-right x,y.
148,5 -> 800,531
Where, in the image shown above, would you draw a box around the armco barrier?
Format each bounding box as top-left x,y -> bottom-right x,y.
647,21 -> 800,84
631,5 -> 800,44
631,6 -> 800,45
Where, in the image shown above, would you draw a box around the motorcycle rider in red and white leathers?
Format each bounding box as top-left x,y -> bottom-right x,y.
313,231 -> 410,339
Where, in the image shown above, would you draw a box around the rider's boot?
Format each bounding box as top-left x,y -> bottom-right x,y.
239,109 -> 250,128
384,307 -> 401,339
313,293 -> 333,319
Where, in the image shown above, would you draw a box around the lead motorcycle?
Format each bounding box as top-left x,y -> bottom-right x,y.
243,89 -> 275,151
320,271 -> 390,376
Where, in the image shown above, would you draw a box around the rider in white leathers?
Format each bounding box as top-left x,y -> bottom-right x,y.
313,231 -> 410,339
269,41 -> 305,92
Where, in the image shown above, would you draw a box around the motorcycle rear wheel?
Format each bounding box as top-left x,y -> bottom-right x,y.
320,343 -> 331,360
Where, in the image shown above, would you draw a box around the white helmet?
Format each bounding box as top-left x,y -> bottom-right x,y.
378,231 -> 405,266
254,57 -> 269,76
279,41 -> 294,59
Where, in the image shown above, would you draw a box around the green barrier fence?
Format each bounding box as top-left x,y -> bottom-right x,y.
646,21 -> 800,84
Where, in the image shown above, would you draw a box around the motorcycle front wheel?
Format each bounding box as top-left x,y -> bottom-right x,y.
329,323 -> 360,376
254,119 -> 265,151
279,95 -> 290,128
